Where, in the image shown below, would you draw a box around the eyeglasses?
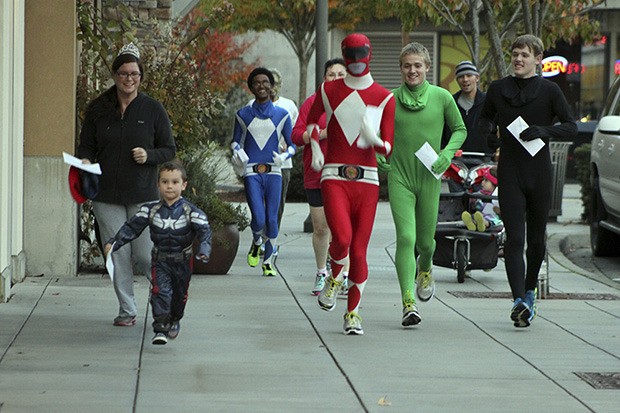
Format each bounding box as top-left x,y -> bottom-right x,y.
252,80 -> 271,88
116,71 -> 141,79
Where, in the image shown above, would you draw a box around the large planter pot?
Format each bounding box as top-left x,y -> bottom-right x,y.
193,224 -> 240,275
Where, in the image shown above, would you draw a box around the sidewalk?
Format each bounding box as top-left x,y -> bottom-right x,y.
1,185 -> 619,412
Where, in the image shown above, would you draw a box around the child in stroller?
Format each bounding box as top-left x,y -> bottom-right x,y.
433,153 -> 504,283
461,166 -> 503,232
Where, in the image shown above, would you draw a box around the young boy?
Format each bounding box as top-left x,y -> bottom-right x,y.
104,161 -> 212,345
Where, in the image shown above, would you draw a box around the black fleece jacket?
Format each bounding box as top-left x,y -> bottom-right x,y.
78,90 -> 176,204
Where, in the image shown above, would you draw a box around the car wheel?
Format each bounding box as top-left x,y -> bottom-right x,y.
590,176 -> 620,256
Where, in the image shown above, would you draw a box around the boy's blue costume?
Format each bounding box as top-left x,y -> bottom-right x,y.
108,198 -> 212,333
232,100 -> 295,271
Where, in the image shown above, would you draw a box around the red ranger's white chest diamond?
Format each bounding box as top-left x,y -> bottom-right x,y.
333,91 -> 366,146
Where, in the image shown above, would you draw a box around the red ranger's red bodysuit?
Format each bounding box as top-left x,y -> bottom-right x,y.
306,34 -> 395,327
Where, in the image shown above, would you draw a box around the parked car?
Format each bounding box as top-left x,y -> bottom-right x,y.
590,77 -> 620,256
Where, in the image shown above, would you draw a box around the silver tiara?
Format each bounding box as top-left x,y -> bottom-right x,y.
118,42 -> 140,59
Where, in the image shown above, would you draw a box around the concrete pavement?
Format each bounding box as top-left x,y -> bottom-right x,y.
1,184 -> 619,412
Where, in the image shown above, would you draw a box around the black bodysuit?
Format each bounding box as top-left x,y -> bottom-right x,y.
479,76 -> 577,300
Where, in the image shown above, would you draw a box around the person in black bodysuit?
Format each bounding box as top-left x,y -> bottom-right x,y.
479,34 -> 577,328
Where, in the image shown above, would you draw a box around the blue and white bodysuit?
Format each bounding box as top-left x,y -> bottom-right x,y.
232,100 -> 295,265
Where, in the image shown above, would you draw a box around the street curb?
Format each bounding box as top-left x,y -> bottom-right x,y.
552,234 -> 620,291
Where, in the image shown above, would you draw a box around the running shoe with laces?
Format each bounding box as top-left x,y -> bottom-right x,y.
338,275 -> 349,296
510,297 -> 532,328
151,332 -> 168,345
524,289 -> 538,323
247,243 -> 260,267
113,316 -> 136,327
312,272 -> 327,296
343,311 -> 364,335
318,276 -> 341,311
401,300 -> 421,326
262,263 -> 276,277
168,321 -> 180,340
416,268 -> 435,302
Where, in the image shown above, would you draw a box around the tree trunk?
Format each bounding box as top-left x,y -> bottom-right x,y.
481,0 -> 508,77
298,54 -> 309,105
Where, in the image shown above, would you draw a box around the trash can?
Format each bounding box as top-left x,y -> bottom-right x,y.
548,141 -> 573,221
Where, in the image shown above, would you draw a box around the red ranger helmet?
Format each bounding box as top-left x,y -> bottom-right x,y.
341,33 -> 372,77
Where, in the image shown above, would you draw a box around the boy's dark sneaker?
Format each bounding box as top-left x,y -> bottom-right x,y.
510,298 -> 532,328
113,316 -> 136,327
168,321 -> 180,340
152,332 -> 168,345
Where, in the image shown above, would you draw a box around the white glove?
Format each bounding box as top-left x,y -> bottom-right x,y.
356,115 -> 383,149
272,151 -> 288,167
230,143 -> 249,176
310,139 -> 324,171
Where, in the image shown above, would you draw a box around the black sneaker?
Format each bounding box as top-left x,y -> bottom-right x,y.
152,332 -> 168,345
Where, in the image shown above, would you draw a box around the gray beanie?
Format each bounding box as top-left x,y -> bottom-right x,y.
455,60 -> 479,78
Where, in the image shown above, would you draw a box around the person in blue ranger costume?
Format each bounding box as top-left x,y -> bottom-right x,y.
230,67 -> 295,277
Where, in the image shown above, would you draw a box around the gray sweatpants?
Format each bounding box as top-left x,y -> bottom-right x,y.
93,201 -> 154,318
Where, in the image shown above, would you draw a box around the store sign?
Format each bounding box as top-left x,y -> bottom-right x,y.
541,55 -> 585,77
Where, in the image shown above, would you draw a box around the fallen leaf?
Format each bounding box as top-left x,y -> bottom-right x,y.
378,395 -> 392,406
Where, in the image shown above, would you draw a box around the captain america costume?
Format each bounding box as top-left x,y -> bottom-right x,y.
109,198 -> 211,334
306,33 -> 395,334
232,99 -> 295,271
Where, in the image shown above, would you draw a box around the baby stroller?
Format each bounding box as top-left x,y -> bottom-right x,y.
432,152 -> 505,283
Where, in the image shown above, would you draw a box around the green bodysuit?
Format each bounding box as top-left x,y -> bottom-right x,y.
385,81 -> 466,303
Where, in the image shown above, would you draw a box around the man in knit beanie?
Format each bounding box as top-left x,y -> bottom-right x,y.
442,60 -> 496,157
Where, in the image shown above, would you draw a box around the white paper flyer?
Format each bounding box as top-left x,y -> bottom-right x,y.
506,116 -> 545,157
414,142 -> 443,180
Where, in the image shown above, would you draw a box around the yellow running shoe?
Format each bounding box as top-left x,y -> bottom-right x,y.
247,243 -> 260,267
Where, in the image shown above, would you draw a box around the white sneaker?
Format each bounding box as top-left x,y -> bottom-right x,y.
416,268 -> 435,302
402,301 -> 421,326
318,276 -> 341,311
338,276 -> 349,296
343,312 -> 364,335
312,272 -> 327,296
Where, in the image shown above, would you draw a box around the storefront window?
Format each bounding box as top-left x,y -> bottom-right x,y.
580,36 -> 608,121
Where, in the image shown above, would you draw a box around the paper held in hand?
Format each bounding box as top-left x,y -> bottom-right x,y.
414,142 -> 444,180
62,152 -> 102,175
506,116 -> 545,156
105,243 -> 115,282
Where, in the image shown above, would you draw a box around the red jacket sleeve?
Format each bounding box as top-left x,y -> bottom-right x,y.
292,95 -> 315,147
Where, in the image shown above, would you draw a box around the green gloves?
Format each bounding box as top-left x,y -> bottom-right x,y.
431,151 -> 452,174
376,154 -> 392,173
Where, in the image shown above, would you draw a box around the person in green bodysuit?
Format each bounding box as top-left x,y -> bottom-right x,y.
378,42 -> 466,327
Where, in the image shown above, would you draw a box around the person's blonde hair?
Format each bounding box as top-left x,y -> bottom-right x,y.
399,42 -> 431,67
511,34 -> 544,57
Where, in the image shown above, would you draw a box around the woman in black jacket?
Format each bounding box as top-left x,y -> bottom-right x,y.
78,43 -> 176,327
